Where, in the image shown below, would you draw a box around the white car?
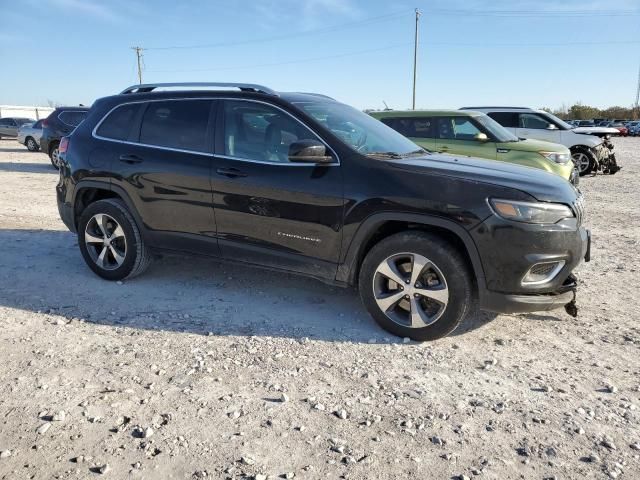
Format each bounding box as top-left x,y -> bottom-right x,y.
460,107 -> 616,175
17,120 -> 44,151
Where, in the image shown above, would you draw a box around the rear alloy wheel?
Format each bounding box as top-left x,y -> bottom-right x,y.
49,144 -> 60,169
359,232 -> 473,341
78,199 -> 151,280
572,149 -> 595,176
26,137 -> 38,151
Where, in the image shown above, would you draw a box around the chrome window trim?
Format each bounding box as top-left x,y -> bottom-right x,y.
58,110 -> 87,128
91,97 -> 340,166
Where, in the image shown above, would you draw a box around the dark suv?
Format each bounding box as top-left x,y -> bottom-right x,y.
41,106 -> 89,168
56,83 -> 590,341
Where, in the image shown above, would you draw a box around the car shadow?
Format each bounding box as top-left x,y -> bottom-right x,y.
0,161 -> 55,174
0,228 -> 497,343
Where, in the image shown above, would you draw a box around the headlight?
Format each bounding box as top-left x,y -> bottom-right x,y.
539,151 -> 571,164
489,199 -> 574,224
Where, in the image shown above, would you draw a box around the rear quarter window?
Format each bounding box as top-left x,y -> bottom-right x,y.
96,104 -> 140,141
58,111 -> 88,127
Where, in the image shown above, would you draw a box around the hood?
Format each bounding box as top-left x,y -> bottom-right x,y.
572,126 -> 619,135
388,153 -> 579,204
502,138 -> 569,154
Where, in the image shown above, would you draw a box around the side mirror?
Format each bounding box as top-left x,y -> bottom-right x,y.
474,132 -> 489,142
546,123 -> 558,130
288,140 -> 333,164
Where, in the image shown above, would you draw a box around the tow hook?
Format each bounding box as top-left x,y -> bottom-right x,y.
562,274 -> 578,317
564,298 -> 578,317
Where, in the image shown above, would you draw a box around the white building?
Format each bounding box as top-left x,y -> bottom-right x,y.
0,105 -> 55,120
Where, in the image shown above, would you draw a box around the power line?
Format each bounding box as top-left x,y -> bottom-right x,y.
146,40 -> 640,74
143,10 -> 411,51
428,8 -> 640,17
146,43 -> 413,73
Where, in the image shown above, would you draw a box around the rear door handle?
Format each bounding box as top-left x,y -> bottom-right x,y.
216,167 -> 248,178
119,154 -> 144,164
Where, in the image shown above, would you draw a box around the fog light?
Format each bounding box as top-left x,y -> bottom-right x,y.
522,261 -> 565,285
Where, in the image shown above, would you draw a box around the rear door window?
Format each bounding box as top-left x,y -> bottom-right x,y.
96,104 -> 141,141
381,117 -> 434,139
58,111 -> 87,127
139,100 -> 212,153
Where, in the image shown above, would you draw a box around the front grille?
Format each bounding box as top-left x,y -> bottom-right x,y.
573,194 -> 586,226
522,261 -> 566,285
530,263 -> 557,276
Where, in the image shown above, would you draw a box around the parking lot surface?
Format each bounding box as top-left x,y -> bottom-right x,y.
0,138 -> 638,479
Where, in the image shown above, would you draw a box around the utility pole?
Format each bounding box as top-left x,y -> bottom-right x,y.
412,8 -> 420,110
131,46 -> 144,84
635,59 -> 640,119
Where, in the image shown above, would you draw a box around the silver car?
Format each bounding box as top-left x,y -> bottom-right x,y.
0,117 -> 36,138
17,120 -> 44,151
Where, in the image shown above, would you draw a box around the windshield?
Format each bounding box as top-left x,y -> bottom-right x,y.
293,101 -> 425,157
473,114 -> 519,143
539,112 -> 573,130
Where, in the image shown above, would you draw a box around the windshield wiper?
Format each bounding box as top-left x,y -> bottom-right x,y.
365,149 -> 427,159
365,151 -> 404,159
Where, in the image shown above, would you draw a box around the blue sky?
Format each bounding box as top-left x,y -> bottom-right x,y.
1,0 -> 639,110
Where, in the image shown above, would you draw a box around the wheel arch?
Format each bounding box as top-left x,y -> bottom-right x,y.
73,181 -> 145,235
337,213 -> 486,290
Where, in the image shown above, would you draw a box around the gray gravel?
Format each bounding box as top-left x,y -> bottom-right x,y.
0,138 -> 639,479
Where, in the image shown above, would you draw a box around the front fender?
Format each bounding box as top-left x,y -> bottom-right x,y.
336,212 -> 487,290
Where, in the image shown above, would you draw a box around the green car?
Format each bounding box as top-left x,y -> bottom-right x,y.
370,110 -> 577,184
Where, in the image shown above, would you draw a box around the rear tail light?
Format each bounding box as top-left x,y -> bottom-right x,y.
59,136 -> 70,154
42,119 -> 49,128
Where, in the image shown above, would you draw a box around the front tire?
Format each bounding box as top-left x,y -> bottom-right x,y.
359,231 -> 473,341
572,147 -> 595,176
77,199 -> 151,281
49,143 -> 60,169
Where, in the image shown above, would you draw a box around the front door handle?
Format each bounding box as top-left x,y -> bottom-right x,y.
119,154 -> 144,164
216,167 -> 248,178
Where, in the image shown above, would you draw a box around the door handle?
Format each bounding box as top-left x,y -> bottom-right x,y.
119,154 -> 144,164
216,167 -> 248,178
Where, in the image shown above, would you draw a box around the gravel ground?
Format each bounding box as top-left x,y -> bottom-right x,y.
0,137 -> 638,480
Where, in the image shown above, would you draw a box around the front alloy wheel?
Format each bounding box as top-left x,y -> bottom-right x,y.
359,231 -> 473,341
373,253 -> 449,328
26,138 -> 38,151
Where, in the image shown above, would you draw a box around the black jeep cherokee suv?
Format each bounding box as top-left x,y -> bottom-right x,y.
41,106 -> 89,169
56,83 -> 590,341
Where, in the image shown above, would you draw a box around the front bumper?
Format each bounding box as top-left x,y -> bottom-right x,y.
475,213 -> 590,314
481,274 -> 578,314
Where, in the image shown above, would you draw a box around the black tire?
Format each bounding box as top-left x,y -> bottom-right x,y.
25,137 -> 39,151
358,231 -> 474,341
77,199 -> 151,281
49,142 -> 60,169
572,147 -> 595,176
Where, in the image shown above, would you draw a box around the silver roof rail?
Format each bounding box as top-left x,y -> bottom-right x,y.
119,82 -> 277,96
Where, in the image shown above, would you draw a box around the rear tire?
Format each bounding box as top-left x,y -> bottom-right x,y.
358,231 -> 473,341
26,137 -> 39,151
572,147 -> 595,176
49,142 -> 60,169
77,199 -> 151,281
